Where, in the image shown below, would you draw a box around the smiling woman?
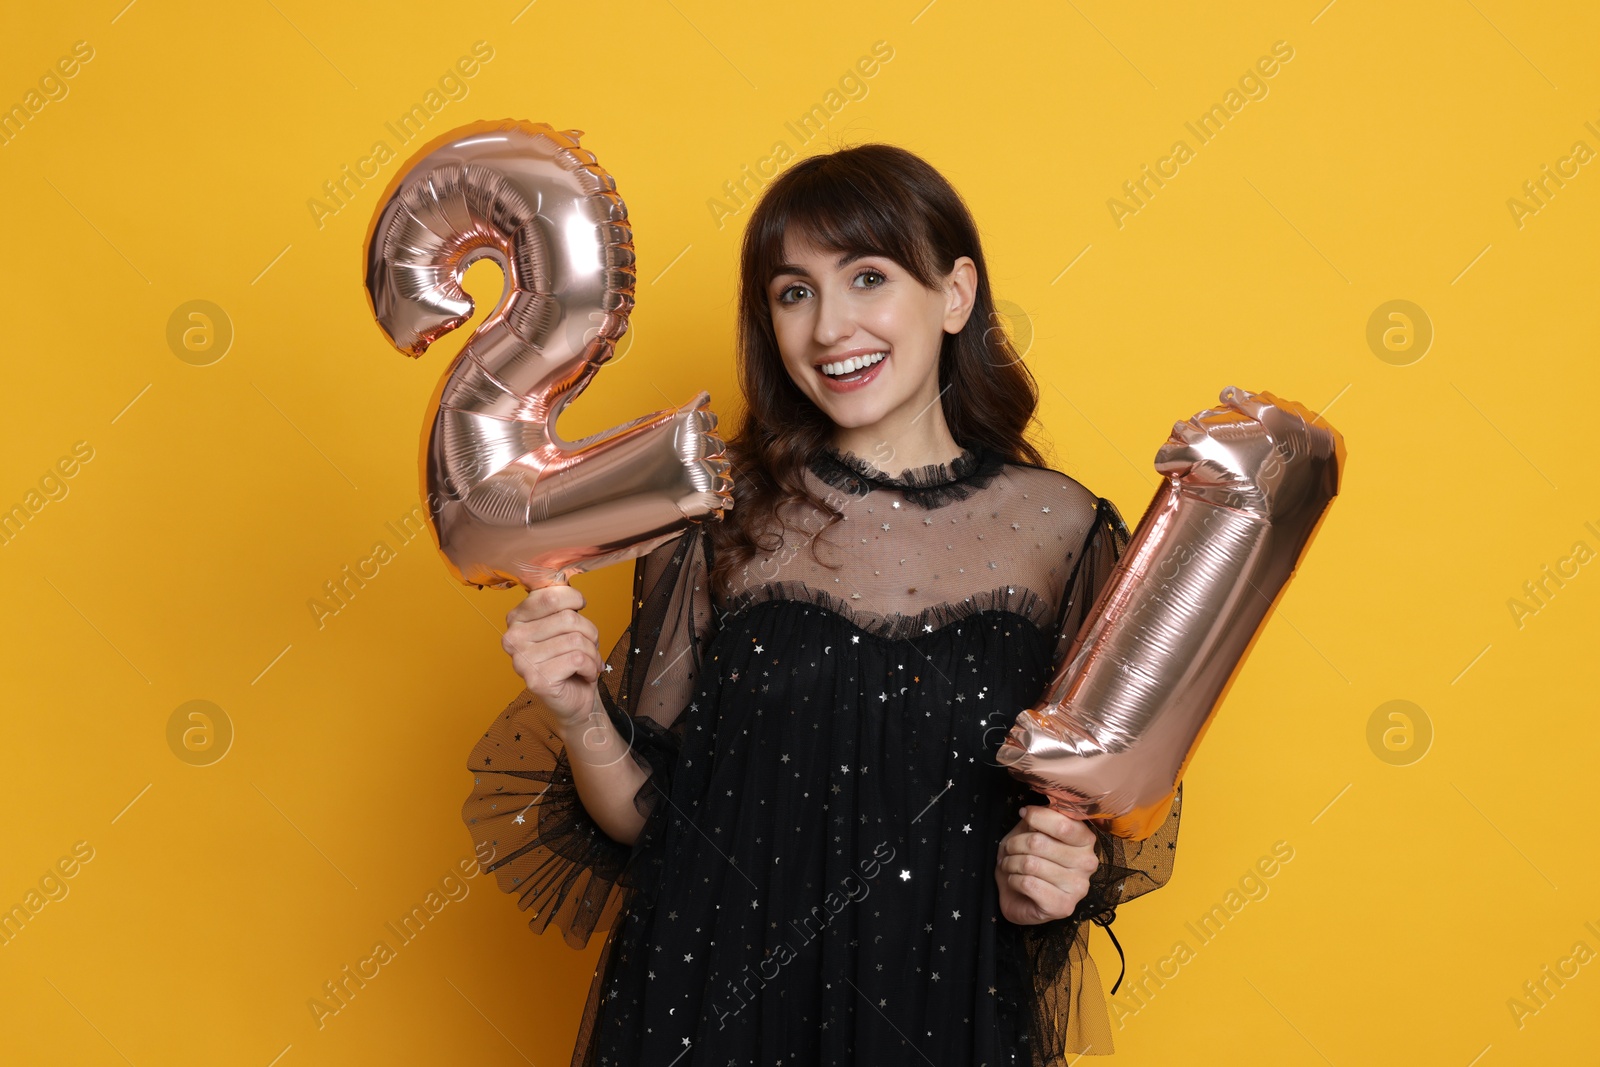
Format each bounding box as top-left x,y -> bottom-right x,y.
462,142 -> 1182,1066
709,141 -> 1055,581
765,232 -> 974,454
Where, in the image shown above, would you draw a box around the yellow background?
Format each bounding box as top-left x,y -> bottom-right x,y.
2,1 -> 1596,1063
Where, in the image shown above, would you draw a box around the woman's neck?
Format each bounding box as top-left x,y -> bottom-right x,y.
829,418 -> 964,472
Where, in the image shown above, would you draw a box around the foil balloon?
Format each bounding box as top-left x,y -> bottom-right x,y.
364,119 -> 733,590
999,386 -> 1345,839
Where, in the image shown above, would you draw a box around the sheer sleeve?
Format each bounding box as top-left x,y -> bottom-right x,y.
1011,495 -> 1185,1060
460,521 -> 718,952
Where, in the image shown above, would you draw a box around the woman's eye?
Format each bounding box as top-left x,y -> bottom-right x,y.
777,283 -> 811,305
853,269 -> 886,289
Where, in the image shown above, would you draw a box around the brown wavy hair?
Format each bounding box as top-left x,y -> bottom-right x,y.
708,141 -> 1047,596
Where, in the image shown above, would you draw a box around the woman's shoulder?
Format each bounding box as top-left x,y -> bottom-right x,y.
991,451 -> 1106,516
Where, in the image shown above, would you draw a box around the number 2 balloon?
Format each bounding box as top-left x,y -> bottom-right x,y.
999,386 -> 1346,839
363,119 -> 733,590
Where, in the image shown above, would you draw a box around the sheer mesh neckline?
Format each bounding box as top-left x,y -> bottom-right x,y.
808,441 -> 1006,509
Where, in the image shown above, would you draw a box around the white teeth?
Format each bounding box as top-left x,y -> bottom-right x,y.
820,351 -> 887,377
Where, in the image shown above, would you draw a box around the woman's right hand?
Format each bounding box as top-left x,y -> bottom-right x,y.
503,583 -> 605,739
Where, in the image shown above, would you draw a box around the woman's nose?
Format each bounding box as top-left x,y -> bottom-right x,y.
811,289 -> 853,347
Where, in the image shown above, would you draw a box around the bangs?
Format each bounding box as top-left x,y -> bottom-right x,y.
748,155 -> 944,291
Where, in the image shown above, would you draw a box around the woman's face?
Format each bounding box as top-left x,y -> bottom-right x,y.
767,228 -> 975,441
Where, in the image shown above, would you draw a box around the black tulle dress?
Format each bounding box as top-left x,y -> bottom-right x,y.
462,442 -> 1182,1066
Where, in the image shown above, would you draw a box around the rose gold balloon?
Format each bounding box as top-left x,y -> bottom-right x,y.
364,119 -> 732,590
999,386 -> 1346,839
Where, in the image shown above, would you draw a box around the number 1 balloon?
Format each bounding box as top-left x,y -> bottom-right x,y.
999,386 -> 1346,839
364,119 -> 733,590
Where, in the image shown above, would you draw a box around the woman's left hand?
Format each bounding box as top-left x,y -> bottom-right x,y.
995,804 -> 1100,925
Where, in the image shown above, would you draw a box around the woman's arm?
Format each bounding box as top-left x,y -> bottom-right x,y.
558,688 -> 651,846
461,523 -> 719,948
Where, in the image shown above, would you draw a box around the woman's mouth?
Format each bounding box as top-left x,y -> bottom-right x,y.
816,350 -> 888,392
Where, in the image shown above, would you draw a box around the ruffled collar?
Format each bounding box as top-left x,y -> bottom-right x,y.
807,440 -> 1005,509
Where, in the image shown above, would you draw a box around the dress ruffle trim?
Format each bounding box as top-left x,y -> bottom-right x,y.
461,688 -> 685,952
999,783 -> 1184,1059
807,442 -> 1006,509
720,579 -> 1060,642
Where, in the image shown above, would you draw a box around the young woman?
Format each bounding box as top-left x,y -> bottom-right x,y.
462,143 -> 1182,1065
